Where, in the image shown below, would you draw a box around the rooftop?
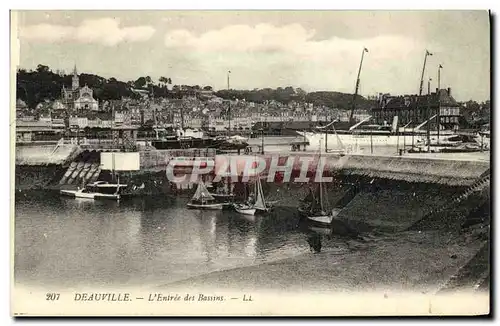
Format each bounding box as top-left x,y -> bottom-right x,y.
379,88 -> 460,110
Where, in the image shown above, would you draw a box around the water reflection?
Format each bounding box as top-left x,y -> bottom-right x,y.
15,194 -> 310,287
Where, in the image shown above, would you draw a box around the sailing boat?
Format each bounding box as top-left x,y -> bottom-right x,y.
297,141 -> 336,227
187,180 -> 224,210
60,152 -> 128,200
233,176 -> 270,216
298,182 -> 337,227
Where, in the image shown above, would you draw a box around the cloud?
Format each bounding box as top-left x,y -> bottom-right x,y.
165,23 -> 315,52
165,23 -> 422,59
19,18 -> 156,46
163,23 -> 430,94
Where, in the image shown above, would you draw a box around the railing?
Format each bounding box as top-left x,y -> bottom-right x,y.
140,148 -> 217,169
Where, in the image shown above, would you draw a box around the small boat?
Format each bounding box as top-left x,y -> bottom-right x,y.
233,176 -> 272,216
209,178 -> 236,209
212,193 -> 236,210
297,140 -> 336,227
298,185 -> 336,227
212,193 -> 236,201
60,181 -> 128,200
187,181 -> 224,210
233,204 -> 257,216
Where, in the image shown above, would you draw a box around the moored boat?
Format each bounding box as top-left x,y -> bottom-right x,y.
298,186 -> 336,228
297,141 -> 339,227
233,204 -> 256,215
209,178 -> 236,209
187,181 -> 224,210
233,175 -> 273,216
60,181 -> 128,200
297,122 -> 428,152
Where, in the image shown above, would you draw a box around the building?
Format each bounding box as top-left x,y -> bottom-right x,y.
68,116 -> 89,129
371,88 -> 461,130
16,119 -> 62,142
61,65 -> 99,112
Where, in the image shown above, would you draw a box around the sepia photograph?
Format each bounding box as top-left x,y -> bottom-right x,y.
10,9 -> 491,316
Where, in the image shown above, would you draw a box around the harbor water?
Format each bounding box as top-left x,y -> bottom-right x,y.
14,192 -> 315,289
14,179 -> 489,292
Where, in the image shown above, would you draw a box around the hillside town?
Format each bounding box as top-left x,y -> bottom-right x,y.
15,64 -> 489,143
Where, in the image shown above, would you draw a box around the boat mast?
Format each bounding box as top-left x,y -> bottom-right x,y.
319,178 -> 323,212
437,64 -> 443,144
427,78 -> 432,151
180,102 -> 185,131
227,70 -> 231,136
112,151 -> 115,183
349,47 -> 368,124
318,140 -> 324,211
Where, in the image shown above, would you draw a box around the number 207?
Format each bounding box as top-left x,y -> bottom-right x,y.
46,293 -> 60,301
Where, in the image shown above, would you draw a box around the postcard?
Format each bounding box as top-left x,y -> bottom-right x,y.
11,10 -> 490,316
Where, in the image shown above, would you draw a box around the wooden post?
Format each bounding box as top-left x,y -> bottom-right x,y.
303,129 -> 306,152
260,129 -> 264,154
396,128 -> 400,154
411,106 -> 415,149
325,122 -> 328,153
437,64 -> 442,144
403,124 -> 406,153
427,96 -> 431,153
370,129 -> 373,154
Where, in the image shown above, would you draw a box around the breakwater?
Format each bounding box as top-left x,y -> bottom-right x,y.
214,152 -> 489,186
15,144 -> 490,230
15,143 -> 489,189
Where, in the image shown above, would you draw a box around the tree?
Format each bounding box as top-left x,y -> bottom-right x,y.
158,76 -> 172,89
134,77 -> 147,89
36,64 -> 50,73
203,86 -> 213,91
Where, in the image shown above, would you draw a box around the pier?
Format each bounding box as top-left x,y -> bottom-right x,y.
15,142 -> 489,187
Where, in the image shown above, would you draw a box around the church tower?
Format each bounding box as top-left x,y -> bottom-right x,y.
72,64 -> 79,90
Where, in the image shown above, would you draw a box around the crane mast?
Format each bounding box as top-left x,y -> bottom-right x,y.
419,50 -> 432,96
349,48 -> 368,124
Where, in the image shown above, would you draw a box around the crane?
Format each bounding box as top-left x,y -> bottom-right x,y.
349,47 -> 369,124
419,50 -> 432,96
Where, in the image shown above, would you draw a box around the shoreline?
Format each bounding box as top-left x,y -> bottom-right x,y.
162,229 -> 489,294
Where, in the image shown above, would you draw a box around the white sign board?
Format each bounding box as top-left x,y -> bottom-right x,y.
100,152 -> 140,171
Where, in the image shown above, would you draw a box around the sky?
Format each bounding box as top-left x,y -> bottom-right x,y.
13,10 -> 490,101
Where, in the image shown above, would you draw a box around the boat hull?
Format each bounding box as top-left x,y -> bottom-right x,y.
306,215 -> 334,228
297,131 -> 427,150
211,193 -> 235,200
233,204 -> 257,216
211,193 -> 236,208
186,203 -> 223,210
60,189 -> 121,200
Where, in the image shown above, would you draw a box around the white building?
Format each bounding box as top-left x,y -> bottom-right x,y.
62,65 -> 99,112
69,116 -> 88,129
